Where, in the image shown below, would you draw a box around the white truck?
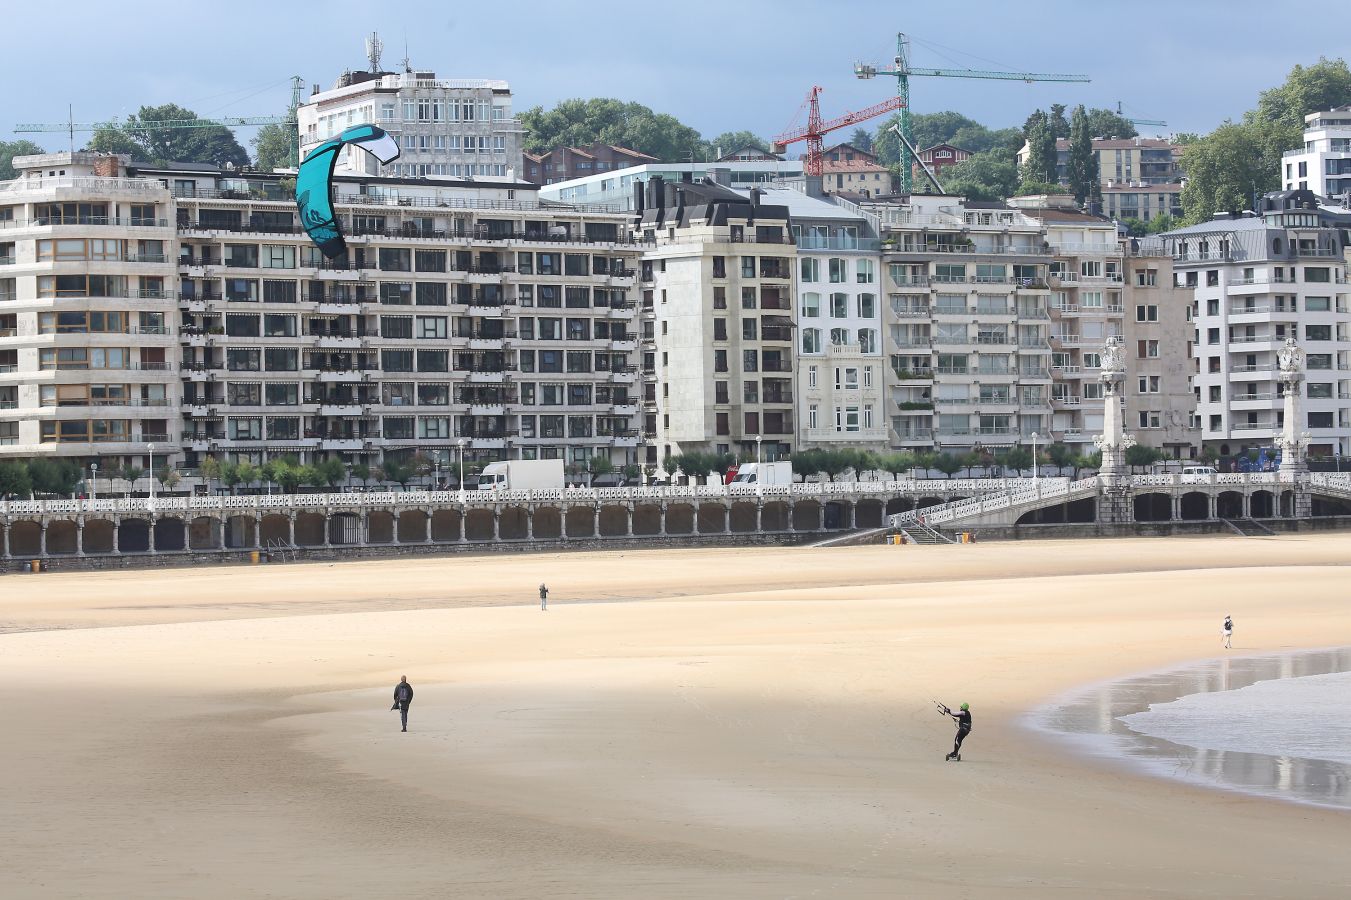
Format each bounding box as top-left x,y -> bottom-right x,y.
729,461 -> 794,486
476,459 -> 566,491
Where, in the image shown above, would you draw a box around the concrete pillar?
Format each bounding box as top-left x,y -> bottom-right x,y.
560,505 -> 569,540
658,503 -> 667,536
592,506 -> 601,538
147,517 -> 156,554
1241,492 -> 1251,518
39,522 -> 48,558
626,503 -> 634,537
1,522 -> 9,559
526,508 -> 534,540
754,503 -> 763,533
723,502 -> 732,533
847,501 -> 857,529
458,507 -> 467,543
492,509 -> 501,541
1208,494 -> 1217,520
323,512 -> 333,548
287,513 -> 296,547
786,501 -> 796,533
818,503 -> 826,531
112,518 -> 120,554
424,509 -> 433,544
1171,494 -> 1181,521
361,511 -> 370,544
253,514 -> 262,550
76,519 -> 85,556
692,503 -> 701,535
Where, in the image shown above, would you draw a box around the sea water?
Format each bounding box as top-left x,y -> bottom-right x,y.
1031,648 -> 1351,810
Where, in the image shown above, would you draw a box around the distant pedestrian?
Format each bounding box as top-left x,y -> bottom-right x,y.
392,676 -> 414,732
539,583 -> 549,611
1222,615 -> 1233,650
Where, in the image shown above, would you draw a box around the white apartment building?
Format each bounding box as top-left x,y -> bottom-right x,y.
637,176 -> 796,463
2,152 -> 643,480
781,189 -> 887,450
0,153 -> 179,470
876,196 -> 1053,455
1162,190 -> 1351,457
540,161 -> 804,211
1282,106 -> 1351,201
297,69 -> 525,180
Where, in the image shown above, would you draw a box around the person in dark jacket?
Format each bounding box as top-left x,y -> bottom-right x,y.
941,702 -> 972,761
539,583 -> 549,611
392,676 -> 414,732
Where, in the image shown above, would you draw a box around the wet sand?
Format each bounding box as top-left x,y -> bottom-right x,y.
3,537 -> 1351,898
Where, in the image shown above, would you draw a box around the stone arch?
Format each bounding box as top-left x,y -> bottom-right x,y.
1250,490 -> 1274,518
45,519 -> 78,555
118,517 -> 151,553
855,499 -> 884,528
1216,490 -> 1244,519
8,520 -> 41,557
665,503 -> 694,535
224,515 -> 256,549
294,512 -> 326,546
260,514 -> 291,546
564,506 -> 595,539
366,510 -> 396,544
632,503 -> 661,535
1179,492 -> 1211,521
697,503 -> 727,534
329,512 -> 362,545
728,501 -> 758,533
1133,493 -> 1172,522
916,496 -> 945,509
430,508 -> 462,542
83,518 -> 115,553
188,516 -> 220,550
464,508 -> 495,542
531,506 -> 562,540
598,505 -> 629,537
793,499 -> 822,531
1311,494 -> 1351,517
397,510 -> 428,543
498,506 -> 529,540
155,517 -> 187,551
822,501 -> 847,529
885,496 -> 915,516
760,500 -> 790,532
1279,490 -> 1295,517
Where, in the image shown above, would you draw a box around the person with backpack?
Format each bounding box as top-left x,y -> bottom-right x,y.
1222,615 -> 1233,650
391,676 -> 414,732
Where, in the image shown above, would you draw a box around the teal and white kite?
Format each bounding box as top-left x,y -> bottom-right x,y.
295,123 -> 401,259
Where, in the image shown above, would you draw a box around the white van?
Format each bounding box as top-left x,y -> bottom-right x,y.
1182,466 -> 1218,476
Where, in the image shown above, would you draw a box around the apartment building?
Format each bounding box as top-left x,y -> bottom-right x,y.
875,195 -> 1053,454
637,177 -> 796,463
0,153 -> 179,470
2,152 -> 643,478
540,160 -> 804,210
523,143 -> 658,186
819,143 -> 892,198
1161,189 -> 1351,457
1282,107 -> 1351,200
783,187 -> 887,451
1121,249 -> 1200,457
913,143 -> 971,187
297,68 -> 525,180
1018,137 -> 1185,223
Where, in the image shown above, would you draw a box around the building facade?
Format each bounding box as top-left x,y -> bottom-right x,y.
523,144 -> 658,186
540,161 -> 804,210
1120,250 -> 1200,457
637,178 -> 796,463
1161,190 -> 1351,457
1282,106 -> 1351,200
913,143 -> 971,186
1017,137 -> 1185,223
819,143 -> 892,198
297,69 -> 525,181
3,152 -> 643,484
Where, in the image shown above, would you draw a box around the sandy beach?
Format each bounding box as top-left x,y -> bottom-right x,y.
4,536 -> 1351,898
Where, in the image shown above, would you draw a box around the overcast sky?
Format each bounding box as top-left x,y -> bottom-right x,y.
6,0 -> 1350,153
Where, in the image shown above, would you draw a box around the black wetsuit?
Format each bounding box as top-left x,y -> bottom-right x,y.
394,682 -> 414,730
950,709 -> 971,757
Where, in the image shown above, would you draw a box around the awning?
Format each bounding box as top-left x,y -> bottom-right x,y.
762,315 -> 796,328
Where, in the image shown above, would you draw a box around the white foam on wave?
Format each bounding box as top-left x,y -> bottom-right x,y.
1120,670 -> 1351,766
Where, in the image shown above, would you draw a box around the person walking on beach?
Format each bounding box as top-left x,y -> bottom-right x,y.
539,583 -> 549,611
938,702 -> 972,761
1222,615 -> 1233,650
392,676 -> 414,732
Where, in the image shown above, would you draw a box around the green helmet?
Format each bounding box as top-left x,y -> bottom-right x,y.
960,703 -> 969,711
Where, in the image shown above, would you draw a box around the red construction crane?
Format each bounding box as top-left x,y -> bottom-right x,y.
772,86 -> 906,177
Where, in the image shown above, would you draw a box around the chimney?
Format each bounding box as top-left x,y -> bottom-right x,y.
674,188 -> 686,223
748,187 -> 761,225
633,179 -> 645,217
681,170 -> 693,184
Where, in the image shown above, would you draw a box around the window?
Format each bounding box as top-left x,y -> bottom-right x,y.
382,350 -> 414,372
227,383 -> 261,406
742,349 -> 758,372
262,280 -> 296,303
800,257 -> 819,283
263,314 -> 295,337
801,328 -> 822,354
1309,412 -> 1334,429
741,256 -> 756,278
858,328 -> 877,354
379,248 -> 411,271
417,316 -> 447,340
741,287 -> 757,309
1138,376 -> 1160,394
801,292 -> 820,318
857,293 -> 876,318
1135,305 -> 1158,322
742,318 -> 757,340
1207,327 -> 1220,345
1307,383 -> 1333,399
828,258 -> 847,283
1306,324 -> 1331,341
227,349 -> 261,372
830,293 -> 848,318
743,380 -> 759,403
715,349 -> 728,372
856,259 -> 875,284
261,245 -> 295,269
266,383 -> 299,406
1305,296 -> 1331,312
1137,339 -> 1159,358
835,366 -> 860,390
830,327 -> 849,346
416,350 -> 448,372
713,286 -> 727,309
264,348 -> 297,371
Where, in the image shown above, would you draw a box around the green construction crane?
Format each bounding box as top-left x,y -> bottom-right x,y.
855,33 -> 1090,193
16,76 -> 307,168
1116,101 -> 1166,129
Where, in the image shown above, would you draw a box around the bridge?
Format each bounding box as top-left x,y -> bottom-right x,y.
0,478 -> 1043,563
889,472 -> 1351,532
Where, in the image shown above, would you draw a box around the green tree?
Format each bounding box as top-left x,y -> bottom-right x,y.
0,140 -> 46,180
707,130 -> 767,158
519,98 -> 705,161
1179,122 -> 1270,224
219,461 -> 242,494
1125,444 -> 1163,473
23,458 -> 81,495
382,457 -> 417,489
1068,105 -> 1100,205
589,455 -> 615,477
936,149 -> 1020,201
1001,447 -> 1033,475
270,459 -> 302,493
1049,103 -> 1071,140
1244,58 -> 1351,172
350,462 -> 371,488
1145,214 -> 1176,234
251,122 -> 292,172
1083,108 -> 1138,140
314,457 -> 348,489
120,465 -> 145,495
0,460 -> 33,498
1046,443 -> 1074,474
849,127 -> 873,152
199,455 -> 221,488
1019,109 -> 1057,190
933,453 -> 964,479
88,103 -> 249,167
235,461 -> 260,491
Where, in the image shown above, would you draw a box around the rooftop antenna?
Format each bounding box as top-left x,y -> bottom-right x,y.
365,32 -> 383,73
401,32 -> 411,74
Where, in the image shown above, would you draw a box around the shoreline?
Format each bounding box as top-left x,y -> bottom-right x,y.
1027,647 -> 1351,812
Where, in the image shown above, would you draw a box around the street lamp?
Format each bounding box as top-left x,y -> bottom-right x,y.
755,434 -> 763,464
147,442 -> 156,510
434,457 -> 442,492
456,439 -> 466,503
89,462 -> 98,503
1030,431 -> 1040,484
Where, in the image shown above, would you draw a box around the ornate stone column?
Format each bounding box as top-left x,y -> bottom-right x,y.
147,517 -> 157,553
786,501 -> 796,533
525,508 -> 535,541
560,504 -> 569,540
39,522 -> 48,558
253,514 -> 263,550
754,502 -> 763,533
76,518 -> 85,557
625,503 -> 634,537
691,503 -> 701,535
592,505 -> 601,538
424,508 -> 433,544
457,508 -> 467,543
1094,336 -> 1136,524
492,509 -> 501,541
818,503 -> 826,531
658,502 -> 667,536
1,521 -> 10,559
1275,338 -> 1311,476
112,518 -> 121,554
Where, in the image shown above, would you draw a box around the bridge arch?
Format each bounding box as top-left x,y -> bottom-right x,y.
1133,492 -> 1172,522
1179,492 -> 1211,521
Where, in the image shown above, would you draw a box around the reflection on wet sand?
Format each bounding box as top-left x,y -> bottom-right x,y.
1032,648 -> 1351,810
